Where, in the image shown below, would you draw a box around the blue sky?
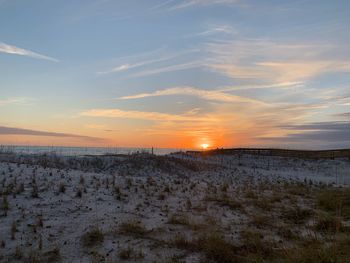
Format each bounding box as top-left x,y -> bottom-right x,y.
1,0 -> 350,149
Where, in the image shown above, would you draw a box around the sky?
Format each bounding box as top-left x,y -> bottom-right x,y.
1,0 -> 350,149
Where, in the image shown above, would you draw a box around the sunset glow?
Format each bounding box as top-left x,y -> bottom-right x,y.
1,1 -> 350,149
2,3 -> 350,261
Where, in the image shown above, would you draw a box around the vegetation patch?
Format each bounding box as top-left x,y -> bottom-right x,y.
81,227 -> 104,248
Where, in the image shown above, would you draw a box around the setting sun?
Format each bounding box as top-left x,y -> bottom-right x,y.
201,143 -> 209,150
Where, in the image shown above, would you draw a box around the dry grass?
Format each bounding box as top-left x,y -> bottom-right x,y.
314,212 -> 343,233
317,188 -> 350,219
167,214 -> 189,225
280,206 -> 313,224
118,247 -> 144,260
118,221 -> 147,236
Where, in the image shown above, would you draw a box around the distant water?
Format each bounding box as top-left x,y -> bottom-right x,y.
0,145 -> 187,156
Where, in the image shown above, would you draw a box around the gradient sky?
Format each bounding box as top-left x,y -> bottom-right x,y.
1,0 -> 350,149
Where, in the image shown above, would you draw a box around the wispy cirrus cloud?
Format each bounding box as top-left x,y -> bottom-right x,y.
103,38 -> 350,83
98,56 -> 178,74
204,39 -> 350,83
80,108 -> 218,122
98,48 -> 200,75
195,25 -> 237,36
129,61 -> 204,77
0,42 -> 59,62
220,81 -> 304,91
0,97 -> 36,107
209,60 -> 350,83
149,0 -> 178,11
118,86 -> 268,105
154,0 -> 240,11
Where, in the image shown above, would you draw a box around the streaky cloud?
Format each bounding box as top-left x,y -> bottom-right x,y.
149,0 -> 178,11
220,81 -> 304,91
128,61 -> 204,77
98,56 -> 176,74
0,42 -> 59,62
80,108 -> 218,122
334,112 -> 350,119
204,39 -> 350,83
166,0 -> 240,10
98,48 -> 200,75
0,126 -> 103,142
0,97 -> 36,107
118,86 -> 268,105
258,121 -> 350,148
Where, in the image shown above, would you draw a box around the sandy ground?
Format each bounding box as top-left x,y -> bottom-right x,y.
0,152 -> 350,262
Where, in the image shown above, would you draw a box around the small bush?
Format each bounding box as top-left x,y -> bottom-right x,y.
16,183 -> 25,194
79,175 -> 85,185
118,247 -> 132,260
76,188 -> 82,198
118,221 -> 147,236
14,246 -> 23,260
282,238 -> 350,263
171,234 -> 198,251
315,213 -> 342,233
205,195 -> 244,211
239,229 -> 274,258
199,233 -> 238,263
1,195 -> 9,216
31,184 -> 39,198
81,228 -> 104,247
58,183 -> 66,193
42,247 -> 60,262
167,214 -> 189,225
281,206 -> 313,224
11,221 -> 17,240
118,247 -> 144,260
250,213 -> 271,228
113,186 -> 122,200
317,188 -> 350,219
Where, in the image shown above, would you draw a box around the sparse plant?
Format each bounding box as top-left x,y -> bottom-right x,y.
118,247 -> 144,260
158,193 -> 166,200
221,182 -> 229,192
280,206 -> 313,224
37,214 -> 43,228
317,188 -> 350,219
58,182 -> 66,193
42,247 -> 60,262
168,214 -> 189,225
118,221 -> 147,236
118,247 -> 132,260
79,175 -> 85,185
113,186 -> 122,200
38,234 -> 43,250
1,195 -> 9,216
315,213 -> 343,233
82,227 -> 104,247
199,233 -> 238,263
14,246 -> 23,260
76,188 -> 82,198
11,220 -> 17,240
31,183 -> 39,198
16,183 -> 25,194
186,198 -> 192,210
239,229 -> 274,259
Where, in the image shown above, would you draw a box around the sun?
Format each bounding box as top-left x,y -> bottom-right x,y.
201,143 -> 209,150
